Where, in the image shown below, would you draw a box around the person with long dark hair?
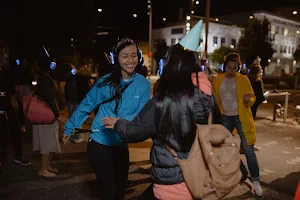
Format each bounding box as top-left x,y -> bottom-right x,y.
33,54 -> 65,178
102,21 -> 255,199
63,37 -> 151,200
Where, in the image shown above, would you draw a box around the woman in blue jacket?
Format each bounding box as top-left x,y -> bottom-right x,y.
63,37 -> 151,200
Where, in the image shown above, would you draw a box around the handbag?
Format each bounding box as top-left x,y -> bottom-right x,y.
23,93 -> 55,124
22,72 -> 57,124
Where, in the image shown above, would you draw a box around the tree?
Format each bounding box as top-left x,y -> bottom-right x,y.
211,45 -> 235,64
237,17 -> 276,69
293,45 -> 300,61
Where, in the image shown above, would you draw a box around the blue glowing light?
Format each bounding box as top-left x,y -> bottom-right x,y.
16,59 -> 20,65
71,68 -> 77,75
50,61 -> 56,69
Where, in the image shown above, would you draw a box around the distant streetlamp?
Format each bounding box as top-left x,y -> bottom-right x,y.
191,10 -> 194,14
249,15 -> 254,19
98,8 -> 102,12
133,14 -> 137,18
215,18 -> 219,21
293,11 -> 297,15
196,1 -> 199,4
163,17 -> 166,21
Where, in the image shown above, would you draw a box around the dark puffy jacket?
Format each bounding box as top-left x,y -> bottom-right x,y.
114,88 -> 221,184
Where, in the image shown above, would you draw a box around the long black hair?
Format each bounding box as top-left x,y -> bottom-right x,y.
97,37 -> 140,114
155,44 -> 200,152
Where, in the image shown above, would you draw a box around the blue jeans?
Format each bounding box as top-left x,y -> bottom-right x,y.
222,115 -> 260,181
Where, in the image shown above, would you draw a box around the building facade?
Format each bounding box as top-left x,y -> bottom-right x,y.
152,17 -> 243,71
219,11 -> 300,75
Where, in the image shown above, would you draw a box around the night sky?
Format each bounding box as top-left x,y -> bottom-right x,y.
0,0 -> 299,59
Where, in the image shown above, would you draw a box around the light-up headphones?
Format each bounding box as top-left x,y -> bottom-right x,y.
42,45 -> 57,70
109,38 -> 143,65
16,59 -> 20,66
157,58 -> 165,76
71,68 -> 77,75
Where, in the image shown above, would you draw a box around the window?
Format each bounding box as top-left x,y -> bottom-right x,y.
213,36 -> 218,47
271,25 -> 276,35
171,28 -> 184,34
292,47 -> 295,53
283,46 -> 287,53
284,28 -> 289,36
221,37 -> 226,45
280,45 -> 283,53
288,46 -> 291,54
275,26 -> 280,34
281,27 -> 285,35
171,38 -> 176,45
231,39 -> 236,47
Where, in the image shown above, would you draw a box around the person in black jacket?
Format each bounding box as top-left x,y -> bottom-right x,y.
248,63 -> 265,120
64,66 -> 91,143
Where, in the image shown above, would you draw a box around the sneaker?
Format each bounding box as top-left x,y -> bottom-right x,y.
15,159 -> 31,166
253,181 -> 263,196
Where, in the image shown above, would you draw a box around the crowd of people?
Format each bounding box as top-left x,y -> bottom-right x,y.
0,19 -> 273,200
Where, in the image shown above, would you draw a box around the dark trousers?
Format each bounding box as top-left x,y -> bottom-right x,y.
0,102 -> 22,162
87,140 -> 129,200
16,97 -> 25,126
251,103 -> 259,121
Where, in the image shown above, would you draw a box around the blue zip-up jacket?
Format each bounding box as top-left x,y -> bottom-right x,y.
64,73 -> 151,146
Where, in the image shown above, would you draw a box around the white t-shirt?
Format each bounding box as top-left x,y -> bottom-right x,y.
220,77 -> 238,116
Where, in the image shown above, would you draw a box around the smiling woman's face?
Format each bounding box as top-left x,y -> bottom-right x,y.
118,44 -> 138,79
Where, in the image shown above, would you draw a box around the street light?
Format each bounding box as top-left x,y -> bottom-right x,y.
163,18 -> 166,21
293,11 -> 297,15
98,8 -> 102,12
196,1 -> 199,4
133,13 -> 137,18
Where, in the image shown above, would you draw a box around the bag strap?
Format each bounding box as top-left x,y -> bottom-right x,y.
97,81 -> 133,107
165,145 -> 179,160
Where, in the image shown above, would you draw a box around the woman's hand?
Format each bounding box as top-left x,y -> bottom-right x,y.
102,116 -> 120,129
62,134 -> 70,144
58,112 -> 68,123
243,93 -> 254,103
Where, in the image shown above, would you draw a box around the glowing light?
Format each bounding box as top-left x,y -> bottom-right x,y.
297,31 -> 300,34
163,18 -> 166,21
32,81 -> 37,86
98,8 -> 102,12
196,1 -> 199,4
230,45 -> 234,49
186,27 -> 190,31
133,14 -> 137,18
249,16 -> 254,19
191,10 -> 194,14
268,59 -> 271,63
215,18 -> 219,21
186,23 -> 190,27
293,11 -> 297,15
186,16 -> 191,20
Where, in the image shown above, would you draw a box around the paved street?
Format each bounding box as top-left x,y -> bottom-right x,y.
1,77 -> 300,200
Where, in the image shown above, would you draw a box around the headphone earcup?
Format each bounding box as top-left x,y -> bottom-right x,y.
138,49 -> 143,63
